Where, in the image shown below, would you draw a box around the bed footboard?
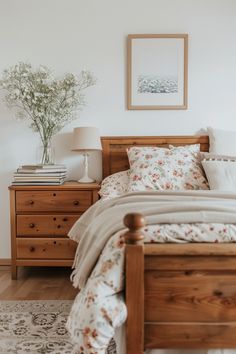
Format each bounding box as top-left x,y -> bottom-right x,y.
124,213 -> 236,354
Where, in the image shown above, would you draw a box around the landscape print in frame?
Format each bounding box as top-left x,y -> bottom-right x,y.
127,34 -> 188,110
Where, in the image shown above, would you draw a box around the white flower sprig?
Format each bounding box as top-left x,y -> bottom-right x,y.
0,62 -> 96,147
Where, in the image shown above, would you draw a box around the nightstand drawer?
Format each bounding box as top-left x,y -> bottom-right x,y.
16,191 -> 92,212
16,238 -> 77,259
9,182 -> 100,279
17,215 -> 79,237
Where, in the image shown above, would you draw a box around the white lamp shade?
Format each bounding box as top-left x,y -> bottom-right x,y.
71,126 -> 102,151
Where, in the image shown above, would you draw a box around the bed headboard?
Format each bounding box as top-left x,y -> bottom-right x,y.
101,135 -> 209,178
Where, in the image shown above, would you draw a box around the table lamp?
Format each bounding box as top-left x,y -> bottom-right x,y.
71,126 -> 102,183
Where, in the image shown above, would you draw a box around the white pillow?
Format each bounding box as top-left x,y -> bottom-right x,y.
99,170 -> 130,199
202,152 -> 236,161
208,127 -> 236,155
127,144 -> 209,191
202,158 -> 236,190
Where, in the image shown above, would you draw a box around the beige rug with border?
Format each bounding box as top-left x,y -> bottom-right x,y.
0,300 -> 116,354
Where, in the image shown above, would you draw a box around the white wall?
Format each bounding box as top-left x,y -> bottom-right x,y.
1,0 -> 236,259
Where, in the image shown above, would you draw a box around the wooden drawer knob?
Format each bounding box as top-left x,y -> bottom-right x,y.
73,200 -> 80,206
29,200 -> 34,205
63,218 -> 68,222
29,223 -> 35,228
30,246 -> 35,252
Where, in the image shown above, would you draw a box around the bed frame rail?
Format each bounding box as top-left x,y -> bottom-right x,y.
124,213 -> 236,354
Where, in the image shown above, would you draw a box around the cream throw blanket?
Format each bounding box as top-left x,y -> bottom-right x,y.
68,190 -> 236,289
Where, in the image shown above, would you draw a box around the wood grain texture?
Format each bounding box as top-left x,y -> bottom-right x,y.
101,135 -> 209,177
16,238 -> 77,259
123,205 -> 236,351
145,255 -> 236,270
144,243 -> 236,256
126,244 -> 144,354
145,270 -> 236,322
92,189 -> 99,202
0,259 -> 11,266
17,214 -> 79,236
9,188 -> 17,279
124,213 -> 146,245
144,323 -> 236,349
0,266 -> 77,300
16,190 -> 92,213
9,181 -> 100,191
9,182 -> 100,279
15,259 -> 73,266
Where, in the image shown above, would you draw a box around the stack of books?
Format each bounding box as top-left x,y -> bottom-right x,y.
12,164 -> 67,185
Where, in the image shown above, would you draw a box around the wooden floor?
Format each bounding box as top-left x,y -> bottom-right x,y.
0,266 -> 78,300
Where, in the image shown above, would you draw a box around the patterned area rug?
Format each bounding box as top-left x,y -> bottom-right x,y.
0,300 -> 117,354
0,300 -> 74,354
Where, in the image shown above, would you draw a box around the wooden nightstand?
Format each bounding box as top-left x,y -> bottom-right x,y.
9,182 -> 100,279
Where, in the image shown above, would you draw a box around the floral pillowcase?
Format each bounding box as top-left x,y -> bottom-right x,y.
127,144 -> 209,191
99,170 -> 130,199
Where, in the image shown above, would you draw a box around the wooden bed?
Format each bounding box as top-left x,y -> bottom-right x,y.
101,135 -> 236,354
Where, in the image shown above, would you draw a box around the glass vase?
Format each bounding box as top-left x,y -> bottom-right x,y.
37,143 -> 55,165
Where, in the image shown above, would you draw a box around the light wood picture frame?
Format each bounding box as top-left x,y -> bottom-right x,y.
127,34 -> 188,110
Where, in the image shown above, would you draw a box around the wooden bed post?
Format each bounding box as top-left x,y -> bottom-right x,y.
124,213 -> 146,354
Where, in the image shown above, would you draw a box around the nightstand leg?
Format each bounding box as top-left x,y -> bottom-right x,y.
11,264 -> 17,280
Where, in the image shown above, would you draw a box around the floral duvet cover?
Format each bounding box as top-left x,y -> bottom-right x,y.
67,222 -> 236,354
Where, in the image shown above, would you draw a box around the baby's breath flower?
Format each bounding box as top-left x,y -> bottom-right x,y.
0,62 -> 96,148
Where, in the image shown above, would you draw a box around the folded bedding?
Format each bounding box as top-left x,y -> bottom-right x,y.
67,190 -> 236,354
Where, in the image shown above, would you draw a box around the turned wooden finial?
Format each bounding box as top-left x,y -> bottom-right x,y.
124,213 -> 146,245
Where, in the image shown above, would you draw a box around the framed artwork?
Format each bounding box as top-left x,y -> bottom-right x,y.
127,34 -> 188,110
